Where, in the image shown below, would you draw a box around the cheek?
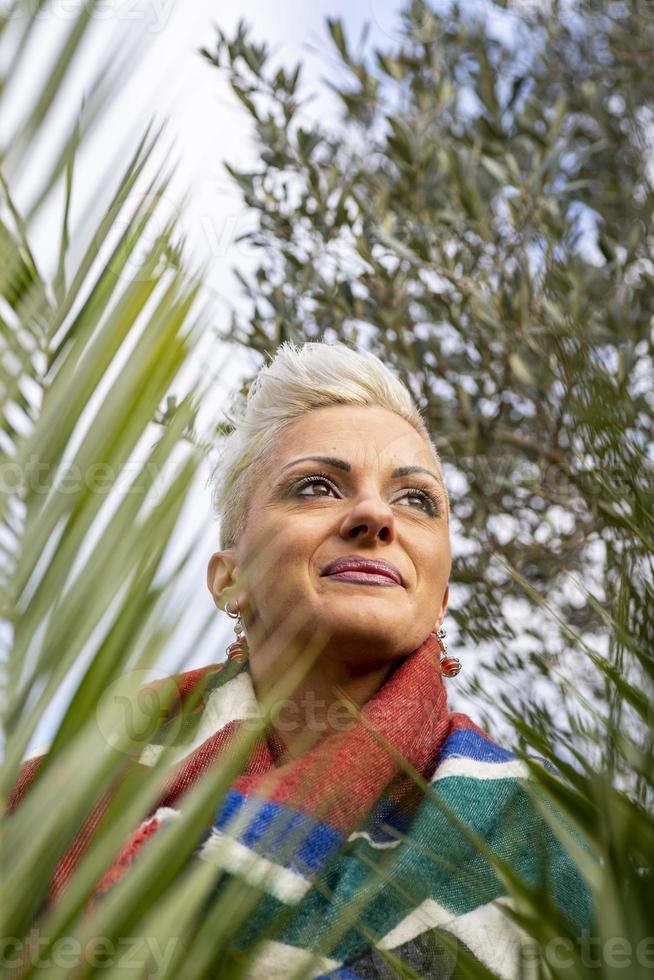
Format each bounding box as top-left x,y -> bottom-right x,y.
415,538 -> 450,588
241,519 -> 314,604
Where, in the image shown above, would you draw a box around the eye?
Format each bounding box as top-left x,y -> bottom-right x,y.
396,488 -> 439,516
292,474 -> 339,498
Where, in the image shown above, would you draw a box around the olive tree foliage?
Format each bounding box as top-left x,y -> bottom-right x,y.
201,1 -> 653,767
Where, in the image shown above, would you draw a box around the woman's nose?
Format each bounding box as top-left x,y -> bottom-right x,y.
338,493 -> 396,543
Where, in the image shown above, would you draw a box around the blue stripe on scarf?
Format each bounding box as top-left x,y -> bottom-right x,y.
213,790 -> 344,876
440,728 -> 517,763
316,969 -> 361,979
318,971 -> 361,979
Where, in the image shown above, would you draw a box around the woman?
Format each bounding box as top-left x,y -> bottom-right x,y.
10,342 -> 593,978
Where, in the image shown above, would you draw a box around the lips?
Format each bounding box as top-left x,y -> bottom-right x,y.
320,556 -> 404,586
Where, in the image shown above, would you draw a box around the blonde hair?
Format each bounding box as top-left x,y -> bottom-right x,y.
210,341 -> 446,548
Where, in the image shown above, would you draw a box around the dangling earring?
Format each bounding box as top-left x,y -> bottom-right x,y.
432,625 -> 461,677
225,601 -> 250,662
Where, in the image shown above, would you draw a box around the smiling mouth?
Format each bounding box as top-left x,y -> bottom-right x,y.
323,570 -> 400,587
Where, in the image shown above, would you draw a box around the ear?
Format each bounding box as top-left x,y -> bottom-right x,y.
435,583 -> 449,631
207,549 -> 239,610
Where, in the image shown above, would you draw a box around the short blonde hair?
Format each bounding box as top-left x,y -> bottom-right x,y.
210,341 -> 447,548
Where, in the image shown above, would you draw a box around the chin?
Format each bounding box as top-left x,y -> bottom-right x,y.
318,617 -> 407,657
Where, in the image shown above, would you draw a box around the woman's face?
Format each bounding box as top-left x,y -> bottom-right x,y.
209,404 -> 451,666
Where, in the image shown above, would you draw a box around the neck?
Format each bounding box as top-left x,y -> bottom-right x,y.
247,639 -> 402,762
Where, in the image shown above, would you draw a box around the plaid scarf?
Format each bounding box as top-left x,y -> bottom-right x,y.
10,634 -> 593,978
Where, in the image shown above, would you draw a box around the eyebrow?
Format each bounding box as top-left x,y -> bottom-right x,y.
280,455 -> 442,485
